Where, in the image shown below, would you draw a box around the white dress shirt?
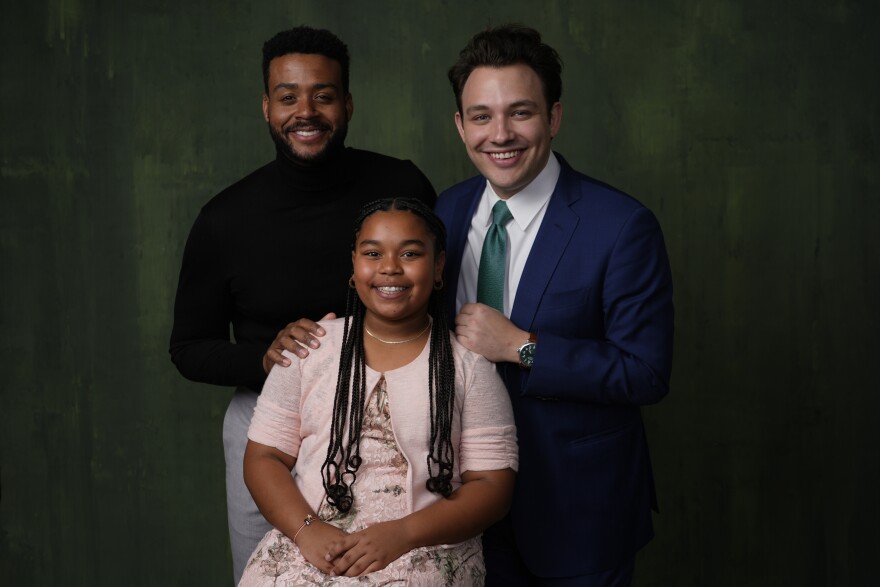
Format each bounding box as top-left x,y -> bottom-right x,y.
455,153 -> 562,316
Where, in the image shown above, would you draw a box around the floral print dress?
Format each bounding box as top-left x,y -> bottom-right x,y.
239,377 -> 485,586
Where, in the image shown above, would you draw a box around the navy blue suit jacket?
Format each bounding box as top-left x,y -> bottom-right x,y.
435,154 -> 674,576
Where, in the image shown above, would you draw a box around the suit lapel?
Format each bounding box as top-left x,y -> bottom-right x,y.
443,183 -> 482,319
510,162 -> 581,331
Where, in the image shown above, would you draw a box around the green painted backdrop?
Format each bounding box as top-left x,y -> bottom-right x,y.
2,1 -> 877,584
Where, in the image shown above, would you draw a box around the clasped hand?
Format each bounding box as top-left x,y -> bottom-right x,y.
300,520 -> 410,577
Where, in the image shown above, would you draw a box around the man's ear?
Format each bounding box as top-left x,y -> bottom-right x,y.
454,112 -> 466,143
549,102 -> 563,138
345,93 -> 354,122
262,94 -> 270,122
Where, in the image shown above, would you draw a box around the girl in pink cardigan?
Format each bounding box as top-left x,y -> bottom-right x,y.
239,198 -> 518,586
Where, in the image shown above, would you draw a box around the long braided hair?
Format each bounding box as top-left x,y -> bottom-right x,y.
320,198 -> 456,513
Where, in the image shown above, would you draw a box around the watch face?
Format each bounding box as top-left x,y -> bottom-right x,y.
519,342 -> 536,367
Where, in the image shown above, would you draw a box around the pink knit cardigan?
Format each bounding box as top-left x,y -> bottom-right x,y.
248,318 -> 518,515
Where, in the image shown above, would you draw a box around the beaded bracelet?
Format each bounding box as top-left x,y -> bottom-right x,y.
293,514 -> 317,545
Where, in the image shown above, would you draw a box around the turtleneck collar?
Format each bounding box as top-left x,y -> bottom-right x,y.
274,145 -> 354,191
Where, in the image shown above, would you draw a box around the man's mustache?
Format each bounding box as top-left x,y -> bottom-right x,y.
284,119 -> 331,133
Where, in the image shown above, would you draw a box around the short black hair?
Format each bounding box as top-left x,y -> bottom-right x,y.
447,24 -> 563,117
262,26 -> 350,94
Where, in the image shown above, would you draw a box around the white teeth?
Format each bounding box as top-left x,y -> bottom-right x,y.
490,151 -> 519,160
295,129 -> 321,137
377,286 -> 406,293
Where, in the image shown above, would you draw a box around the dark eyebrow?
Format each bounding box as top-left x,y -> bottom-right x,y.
464,99 -> 540,115
272,82 -> 340,93
464,104 -> 490,115
509,99 -> 540,110
358,239 -> 427,247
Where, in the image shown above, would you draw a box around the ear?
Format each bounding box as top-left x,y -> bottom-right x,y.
345,93 -> 354,122
549,102 -> 563,138
434,250 -> 446,282
454,112 -> 466,143
262,94 -> 269,122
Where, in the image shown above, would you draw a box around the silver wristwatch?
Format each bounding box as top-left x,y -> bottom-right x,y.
517,333 -> 537,368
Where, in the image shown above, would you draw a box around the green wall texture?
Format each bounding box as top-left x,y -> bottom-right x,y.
2,0 -> 878,584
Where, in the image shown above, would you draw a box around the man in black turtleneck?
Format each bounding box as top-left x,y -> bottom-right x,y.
169,26 -> 435,583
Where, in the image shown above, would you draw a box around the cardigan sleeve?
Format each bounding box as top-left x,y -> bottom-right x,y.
247,349 -> 303,458
457,351 -> 519,474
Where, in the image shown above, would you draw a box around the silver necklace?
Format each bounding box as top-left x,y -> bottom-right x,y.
364,321 -> 431,344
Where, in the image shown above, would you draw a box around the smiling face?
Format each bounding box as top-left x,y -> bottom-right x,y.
352,210 -> 445,331
263,52 -> 353,165
455,64 -> 562,199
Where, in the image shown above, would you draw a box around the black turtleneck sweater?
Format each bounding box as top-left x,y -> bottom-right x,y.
169,147 -> 436,391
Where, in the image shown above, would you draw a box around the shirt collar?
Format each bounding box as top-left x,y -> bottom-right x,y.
480,152 -> 561,231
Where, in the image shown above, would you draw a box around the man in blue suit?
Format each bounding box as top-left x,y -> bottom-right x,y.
437,25 -> 674,585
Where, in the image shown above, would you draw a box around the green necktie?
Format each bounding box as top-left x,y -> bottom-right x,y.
477,200 -> 513,312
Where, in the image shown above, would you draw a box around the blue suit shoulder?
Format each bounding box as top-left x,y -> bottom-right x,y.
437,173 -> 484,206
556,155 -> 651,217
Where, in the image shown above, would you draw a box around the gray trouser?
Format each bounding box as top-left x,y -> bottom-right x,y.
223,388 -> 272,585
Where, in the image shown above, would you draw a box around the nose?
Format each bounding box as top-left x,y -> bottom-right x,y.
295,98 -> 318,119
379,255 -> 402,274
490,116 -> 515,144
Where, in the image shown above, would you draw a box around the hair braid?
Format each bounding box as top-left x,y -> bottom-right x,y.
425,288 -> 456,497
321,285 -> 365,512
320,197 -> 458,512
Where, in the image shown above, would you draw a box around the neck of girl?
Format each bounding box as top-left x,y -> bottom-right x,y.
362,313 -> 432,373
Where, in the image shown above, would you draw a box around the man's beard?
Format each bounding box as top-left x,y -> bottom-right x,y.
268,119 -> 348,166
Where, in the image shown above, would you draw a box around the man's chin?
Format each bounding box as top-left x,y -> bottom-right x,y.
285,146 -> 330,165
269,124 -> 347,166
275,140 -> 346,166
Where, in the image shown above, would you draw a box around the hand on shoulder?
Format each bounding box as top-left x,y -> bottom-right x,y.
262,313 -> 336,373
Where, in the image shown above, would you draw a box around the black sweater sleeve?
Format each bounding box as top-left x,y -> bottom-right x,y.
169,208 -> 268,390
